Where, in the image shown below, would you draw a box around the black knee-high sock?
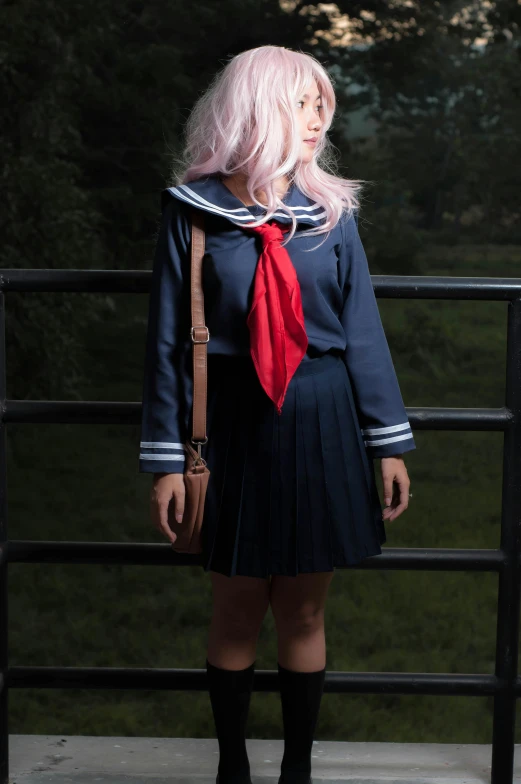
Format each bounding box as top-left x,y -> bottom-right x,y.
277,662 -> 326,781
206,658 -> 255,783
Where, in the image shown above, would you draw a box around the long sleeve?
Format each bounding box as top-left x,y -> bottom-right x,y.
338,211 -> 416,459
139,197 -> 193,473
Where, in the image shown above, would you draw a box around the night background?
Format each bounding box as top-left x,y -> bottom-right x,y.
3,0 -> 521,743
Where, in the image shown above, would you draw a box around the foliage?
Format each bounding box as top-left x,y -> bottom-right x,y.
3,0 -> 521,745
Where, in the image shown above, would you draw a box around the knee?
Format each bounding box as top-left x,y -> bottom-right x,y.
213,596 -> 269,640
272,603 -> 325,637
210,573 -> 270,641
214,605 -> 266,640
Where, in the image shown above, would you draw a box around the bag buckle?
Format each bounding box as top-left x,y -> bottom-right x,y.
190,437 -> 208,461
191,326 -> 210,343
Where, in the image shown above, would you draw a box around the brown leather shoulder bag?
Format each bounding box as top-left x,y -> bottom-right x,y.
170,208 -> 210,554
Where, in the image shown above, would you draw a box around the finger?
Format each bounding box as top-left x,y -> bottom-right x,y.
382,496 -> 399,520
388,482 -> 410,520
394,474 -> 410,506
382,486 -> 398,521
173,487 -> 186,524
387,500 -> 408,521
158,499 -> 177,544
381,468 -> 395,508
382,471 -> 410,520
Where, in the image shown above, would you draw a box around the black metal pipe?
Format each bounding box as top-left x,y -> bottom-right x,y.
2,268 -> 521,300
0,293 -> 8,784
0,400 -> 512,430
1,271 -> 521,784
7,541 -> 506,570
490,299 -> 521,783
6,666 -> 499,696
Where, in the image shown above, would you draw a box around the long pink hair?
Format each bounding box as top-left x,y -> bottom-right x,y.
171,45 -> 366,247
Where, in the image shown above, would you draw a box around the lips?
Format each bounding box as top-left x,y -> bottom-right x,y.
304,138 -> 317,144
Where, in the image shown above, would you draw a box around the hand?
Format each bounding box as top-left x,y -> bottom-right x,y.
380,455 -> 410,522
150,472 -> 186,544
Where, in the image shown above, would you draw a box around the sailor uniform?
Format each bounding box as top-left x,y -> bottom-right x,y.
139,173 -> 416,577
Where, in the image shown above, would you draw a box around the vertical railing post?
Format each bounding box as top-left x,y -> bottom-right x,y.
0,290 -> 8,784
491,297 -> 521,784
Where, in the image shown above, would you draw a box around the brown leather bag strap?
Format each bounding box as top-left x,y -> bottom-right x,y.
189,208 -> 208,445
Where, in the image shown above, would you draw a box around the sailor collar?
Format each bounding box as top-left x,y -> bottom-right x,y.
163,173 -> 327,227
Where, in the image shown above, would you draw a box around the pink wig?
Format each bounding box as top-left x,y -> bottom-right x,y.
171,45 -> 366,247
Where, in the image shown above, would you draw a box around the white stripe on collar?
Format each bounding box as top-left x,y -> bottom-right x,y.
165,184 -> 326,226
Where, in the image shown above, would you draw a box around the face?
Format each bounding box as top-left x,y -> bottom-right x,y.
294,78 -> 324,162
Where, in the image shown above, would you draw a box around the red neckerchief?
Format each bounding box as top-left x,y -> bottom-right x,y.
242,220 -> 308,415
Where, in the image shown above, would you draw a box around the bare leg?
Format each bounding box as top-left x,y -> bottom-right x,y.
270,572 -> 334,781
205,572 -> 271,783
270,572 -> 334,671
207,572 -> 271,668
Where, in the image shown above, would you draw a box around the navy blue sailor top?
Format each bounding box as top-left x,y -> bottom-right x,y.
139,173 -> 416,473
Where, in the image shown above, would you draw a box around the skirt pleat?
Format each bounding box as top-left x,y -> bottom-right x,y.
198,351 -> 385,578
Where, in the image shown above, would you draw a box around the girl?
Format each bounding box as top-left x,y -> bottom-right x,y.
139,45 -> 415,784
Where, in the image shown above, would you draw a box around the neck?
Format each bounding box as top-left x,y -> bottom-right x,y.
221,172 -> 290,206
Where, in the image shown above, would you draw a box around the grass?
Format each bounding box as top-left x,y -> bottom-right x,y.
6,244 -> 521,743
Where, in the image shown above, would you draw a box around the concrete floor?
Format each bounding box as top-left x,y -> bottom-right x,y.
7,735 -> 521,784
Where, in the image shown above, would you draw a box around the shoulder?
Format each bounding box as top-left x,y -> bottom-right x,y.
161,188 -> 193,219
343,205 -> 360,229
338,207 -> 360,240
158,189 -> 193,245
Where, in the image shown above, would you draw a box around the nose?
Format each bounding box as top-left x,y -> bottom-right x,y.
308,111 -> 322,132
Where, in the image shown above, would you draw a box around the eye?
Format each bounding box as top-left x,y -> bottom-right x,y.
297,101 -> 323,112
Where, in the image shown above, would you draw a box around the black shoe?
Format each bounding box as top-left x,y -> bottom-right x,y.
278,774 -> 312,784
216,774 -> 253,784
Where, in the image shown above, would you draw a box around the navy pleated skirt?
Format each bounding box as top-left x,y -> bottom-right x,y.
199,351 -> 386,578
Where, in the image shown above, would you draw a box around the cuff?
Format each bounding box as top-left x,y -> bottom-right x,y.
139,441 -> 186,473
361,421 -> 415,458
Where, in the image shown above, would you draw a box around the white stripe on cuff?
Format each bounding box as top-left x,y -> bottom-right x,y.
362,422 -> 411,436
140,441 -> 185,450
364,432 -> 414,447
139,453 -> 185,461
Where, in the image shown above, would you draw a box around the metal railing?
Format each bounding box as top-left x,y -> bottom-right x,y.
1,269 -> 520,784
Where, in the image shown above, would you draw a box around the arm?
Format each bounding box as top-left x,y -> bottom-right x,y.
338,211 -> 416,459
139,197 -> 193,473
